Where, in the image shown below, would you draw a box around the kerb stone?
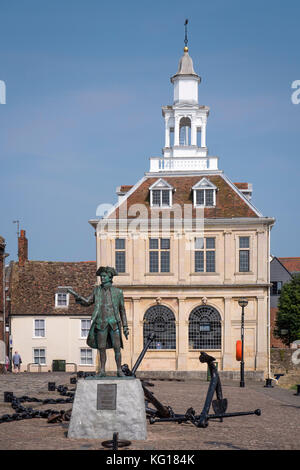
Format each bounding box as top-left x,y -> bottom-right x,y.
67,378 -> 147,440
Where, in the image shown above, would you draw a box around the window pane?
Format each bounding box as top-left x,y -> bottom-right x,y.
115,238 -> 125,250
152,190 -> 161,206
195,251 -> 204,272
149,238 -> 159,249
161,251 -> 170,272
205,189 -> 214,206
81,319 -> 91,337
199,323 -> 211,332
161,190 -> 170,206
150,251 -> 159,272
196,190 -> 204,205
160,238 -> 170,250
115,251 -> 125,273
35,320 -> 45,337
34,349 -> 46,364
143,305 -> 176,350
81,348 -> 92,364
272,281 -> 282,295
206,237 -> 215,249
206,251 -> 215,272
189,306 -> 221,350
239,237 -> 250,248
57,293 -> 67,305
239,250 -> 249,272
195,237 -> 204,249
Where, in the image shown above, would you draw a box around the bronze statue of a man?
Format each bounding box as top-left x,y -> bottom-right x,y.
68,266 -> 129,377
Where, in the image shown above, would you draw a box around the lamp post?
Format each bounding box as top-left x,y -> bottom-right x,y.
238,298 -> 248,388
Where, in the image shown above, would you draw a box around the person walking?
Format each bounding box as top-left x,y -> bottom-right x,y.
12,351 -> 22,373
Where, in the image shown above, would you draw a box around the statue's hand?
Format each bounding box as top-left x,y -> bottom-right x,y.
123,326 -> 129,340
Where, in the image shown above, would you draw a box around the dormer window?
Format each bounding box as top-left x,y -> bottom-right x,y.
55,291 -> 69,308
150,178 -> 174,208
192,178 -> 217,207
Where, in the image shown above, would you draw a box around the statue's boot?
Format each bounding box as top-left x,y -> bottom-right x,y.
99,348 -> 107,377
115,349 -> 125,377
117,369 -> 125,377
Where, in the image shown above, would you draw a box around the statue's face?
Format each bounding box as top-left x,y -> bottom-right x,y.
100,272 -> 111,285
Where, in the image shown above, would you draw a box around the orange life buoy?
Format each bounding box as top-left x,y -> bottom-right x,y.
236,340 -> 242,361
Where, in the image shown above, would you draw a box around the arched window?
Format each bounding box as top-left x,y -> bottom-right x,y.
143,305 -> 176,350
179,117 -> 191,146
188,305 -> 221,350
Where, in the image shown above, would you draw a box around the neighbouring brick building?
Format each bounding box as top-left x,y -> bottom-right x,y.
270,256 -> 300,348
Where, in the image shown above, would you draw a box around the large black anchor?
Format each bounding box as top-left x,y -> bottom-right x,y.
148,352 -> 261,427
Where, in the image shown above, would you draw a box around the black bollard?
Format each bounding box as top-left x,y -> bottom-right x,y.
48,382 -> 56,391
264,378 -> 273,388
294,384 -> 300,396
4,392 -> 13,403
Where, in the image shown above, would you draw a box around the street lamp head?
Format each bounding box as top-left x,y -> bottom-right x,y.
238,298 -> 248,308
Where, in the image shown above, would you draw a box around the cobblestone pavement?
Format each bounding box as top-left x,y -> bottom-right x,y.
0,372 -> 299,450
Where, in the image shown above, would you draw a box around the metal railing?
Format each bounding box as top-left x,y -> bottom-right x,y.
66,363 -> 77,373
26,362 -> 77,373
27,363 -> 42,373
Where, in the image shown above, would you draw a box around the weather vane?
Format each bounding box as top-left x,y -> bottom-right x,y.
184,19 -> 188,50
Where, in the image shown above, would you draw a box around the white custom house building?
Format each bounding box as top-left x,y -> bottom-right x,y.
88,43 -> 275,378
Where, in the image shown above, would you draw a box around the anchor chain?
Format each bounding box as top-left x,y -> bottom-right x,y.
0,384 -> 75,424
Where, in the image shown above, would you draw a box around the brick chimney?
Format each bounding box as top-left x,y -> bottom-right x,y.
18,230 -> 28,267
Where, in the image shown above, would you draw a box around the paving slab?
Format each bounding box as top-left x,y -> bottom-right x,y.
0,372 -> 299,450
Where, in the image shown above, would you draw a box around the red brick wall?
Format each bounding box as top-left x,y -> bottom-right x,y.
270,307 -> 288,348
18,230 -> 28,267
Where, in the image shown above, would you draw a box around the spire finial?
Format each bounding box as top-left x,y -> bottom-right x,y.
184,19 -> 189,52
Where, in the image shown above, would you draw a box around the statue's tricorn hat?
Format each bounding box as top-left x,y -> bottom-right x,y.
96,266 -> 118,277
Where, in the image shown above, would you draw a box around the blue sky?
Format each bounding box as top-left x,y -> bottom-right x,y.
0,0 -> 299,262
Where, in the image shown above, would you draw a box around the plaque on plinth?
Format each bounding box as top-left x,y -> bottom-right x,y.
67,377 -> 147,440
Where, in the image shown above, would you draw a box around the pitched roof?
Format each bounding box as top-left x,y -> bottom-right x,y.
278,257 -> 300,274
9,260 -> 97,315
111,174 -> 260,219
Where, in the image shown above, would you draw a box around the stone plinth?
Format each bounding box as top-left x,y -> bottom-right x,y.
67,377 -> 147,440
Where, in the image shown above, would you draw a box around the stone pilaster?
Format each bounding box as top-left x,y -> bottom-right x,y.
132,298 -> 143,367
177,298 -> 188,370
255,296 -> 268,371
257,230 -> 267,282
224,230 -> 233,283
222,297 -> 233,370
